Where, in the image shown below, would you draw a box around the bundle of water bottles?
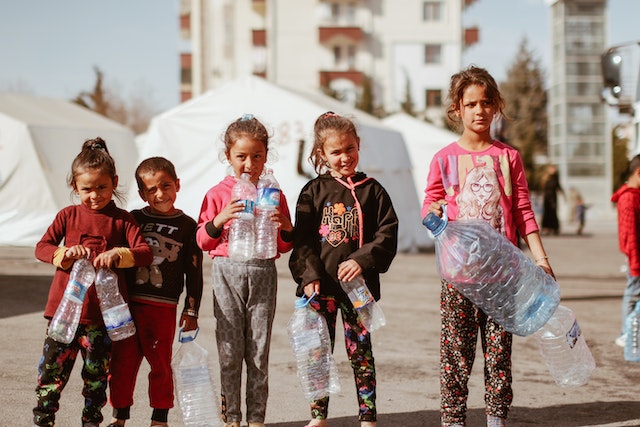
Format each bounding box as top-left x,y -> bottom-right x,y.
228,170 -> 281,261
423,206 -> 596,386
48,258 -> 136,344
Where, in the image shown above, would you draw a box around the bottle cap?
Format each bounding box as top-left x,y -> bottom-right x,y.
294,292 -> 317,308
422,204 -> 448,236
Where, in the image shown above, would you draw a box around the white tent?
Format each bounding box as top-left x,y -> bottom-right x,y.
0,94 -> 138,246
131,76 -> 432,252
382,112 -> 459,204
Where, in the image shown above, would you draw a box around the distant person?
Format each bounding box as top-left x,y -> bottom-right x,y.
422,66 -> 554,427
33,138 -> 152,427
289,112 -> 399,427
541,164 -> 564,235
611,154 -> 640,347
196,115 -> 294,427
107,157 -> 203,427
575,193 -> 588,235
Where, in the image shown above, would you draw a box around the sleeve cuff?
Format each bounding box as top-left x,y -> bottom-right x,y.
116,248 -> 136,268
183,309 -> 198,318
205,221 -> 223,238
53,247 -> 73,269
280,229 -> 294,242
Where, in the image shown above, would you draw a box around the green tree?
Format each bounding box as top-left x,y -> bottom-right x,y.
400,69 -> 415,116
356,74 -> 375,115
499,38 -> 548,188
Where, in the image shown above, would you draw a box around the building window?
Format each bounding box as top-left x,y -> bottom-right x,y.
425,89 -> 442,107
423,1 -> 443,21
347,45 -> 356,68
333,46 -> 342,67
425,44 -> 442,64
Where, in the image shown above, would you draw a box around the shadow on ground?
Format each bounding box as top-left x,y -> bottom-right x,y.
0,275 -> 50,318
268,401 -> 640,427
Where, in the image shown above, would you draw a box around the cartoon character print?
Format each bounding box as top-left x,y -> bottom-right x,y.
136,231 -> 183,288
318,202 -> 359,248
456,164 -> 504,233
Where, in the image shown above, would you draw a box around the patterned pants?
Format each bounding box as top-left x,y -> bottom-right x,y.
308,296 -> 376,422
440,280 -> 512,427
33,323 -> 111,427
212,257 -> 277,424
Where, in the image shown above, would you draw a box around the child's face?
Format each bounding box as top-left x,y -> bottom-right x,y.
226,136 -> 267,183
319,131 -> 360,178
458,84 -> 496,135
73,168 -> 117,211
137,170 -> 180,215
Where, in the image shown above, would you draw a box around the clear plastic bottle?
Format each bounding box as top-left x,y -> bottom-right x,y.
172,328 -> 223,427
339,275 -> 386,332
287,294 -> 340,401
254,168 -> 281,260
228,173 -> 257,261
423,206 -> 560,337
534,305 -> 596,386
48,258 -> 96,344
95,267 -> 136,341
624,301 -> 640,362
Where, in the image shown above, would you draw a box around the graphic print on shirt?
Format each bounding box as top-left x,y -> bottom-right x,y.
441,154 -> 509,234
136,228 -> 183,288
319,202 -> 359,248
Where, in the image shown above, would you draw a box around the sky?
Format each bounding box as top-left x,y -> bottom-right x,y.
0,0 -> 639,113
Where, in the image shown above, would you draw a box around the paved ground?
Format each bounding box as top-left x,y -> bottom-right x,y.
1,219 -> 640,427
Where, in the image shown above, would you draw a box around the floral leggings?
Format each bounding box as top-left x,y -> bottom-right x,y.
309,296 -> 376,422
440,280 -> 513,427
33,323 -> 111,427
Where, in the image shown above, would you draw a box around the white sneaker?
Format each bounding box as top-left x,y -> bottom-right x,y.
615,334 -> 627,347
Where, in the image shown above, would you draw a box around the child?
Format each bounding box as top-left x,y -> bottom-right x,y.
107,157 -> 204,427
611,154 -> 640,347
33,137 -> 153,427
196,114 -> 294,427
288,111 -> 399,427
422,66 -> 554,427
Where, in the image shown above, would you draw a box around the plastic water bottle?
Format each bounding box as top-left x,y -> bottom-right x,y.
533,305 -> 596,386
287,294 -> 340,401
48,258 -> 96,344
95,267 -> 136,341
254,168 -> 280,260
423,205 -> 560,337
172,328 -> 223,427
228,173 -> 256,261
624,301 -> 640,362
339,275 -> 386,332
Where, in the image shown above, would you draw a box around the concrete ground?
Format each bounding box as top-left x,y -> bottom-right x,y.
1,219 -> 640,427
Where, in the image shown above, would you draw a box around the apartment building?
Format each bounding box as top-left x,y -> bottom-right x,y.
547,0 -> 613,219
179,0 -> 479,123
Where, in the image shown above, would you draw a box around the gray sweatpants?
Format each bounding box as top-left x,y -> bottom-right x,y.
211,256 -> 277,424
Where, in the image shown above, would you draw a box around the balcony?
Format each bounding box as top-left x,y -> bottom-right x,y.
319,70 -> 364,87
253,29 -> 266,47
464,27 -> 479,49
319,26 -> 363,44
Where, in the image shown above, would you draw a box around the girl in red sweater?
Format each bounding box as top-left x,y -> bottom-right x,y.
33,138 -> 152,427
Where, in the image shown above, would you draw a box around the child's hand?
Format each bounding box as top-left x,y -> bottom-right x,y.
64,245 -> 91,261
337,259 -> 362,282
428,200 -> 447,217
180,314 -> 198,332
93,248 -> 120,269
304,280 -> 320,298
213,200 -> 246,228
273,207 -> 293,233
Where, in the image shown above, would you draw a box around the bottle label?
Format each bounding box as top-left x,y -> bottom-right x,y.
257,188 -> 280,208
352,286 -> 374,309
64,279 -> 90,304
565,319 -> 581,349
239,199 -> 255,215
102,305 -> 133,330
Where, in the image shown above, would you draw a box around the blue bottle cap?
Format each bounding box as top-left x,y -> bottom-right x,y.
422,205 -> 448,236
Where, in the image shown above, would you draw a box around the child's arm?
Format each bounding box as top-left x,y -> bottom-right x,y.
276,192 -> 294,254
196,192 -> 244,251
521,231 -> 555,279
181,224 -> 204,332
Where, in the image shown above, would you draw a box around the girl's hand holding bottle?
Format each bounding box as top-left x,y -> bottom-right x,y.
274,206 -> 294,233
303,280 -> 321,299
94,248 -> 121,269
337,259 -> 362,283
64,245 -> 91,262
213,199 -> 246,229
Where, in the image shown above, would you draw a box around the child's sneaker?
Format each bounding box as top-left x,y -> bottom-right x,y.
615,334 -> 627,347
